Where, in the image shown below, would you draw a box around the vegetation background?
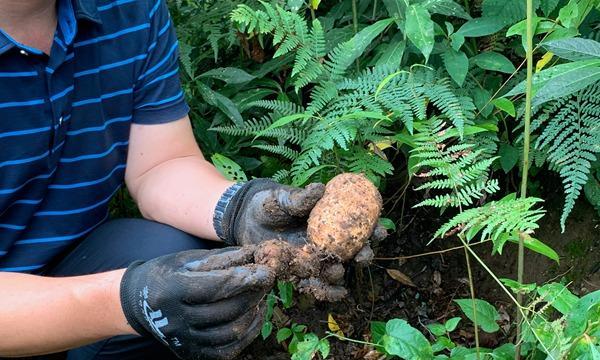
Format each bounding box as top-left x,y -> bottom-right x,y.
116,0 -> 600,358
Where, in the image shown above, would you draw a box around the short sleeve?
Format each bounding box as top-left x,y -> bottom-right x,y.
132,0 -> 189,124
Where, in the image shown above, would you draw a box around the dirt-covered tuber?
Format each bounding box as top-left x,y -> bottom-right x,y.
307,173 -> 383,261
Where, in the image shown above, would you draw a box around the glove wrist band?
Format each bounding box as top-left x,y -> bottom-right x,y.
213,182 -> 244,243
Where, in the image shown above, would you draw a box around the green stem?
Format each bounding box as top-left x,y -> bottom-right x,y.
352,0 -> 360,70
310,5 -> 316,21
463,242 -> 481,360
517,0 -> 534,358
372,0 -> 378,20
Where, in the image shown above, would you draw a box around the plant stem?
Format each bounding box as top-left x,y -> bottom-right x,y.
463,239 -> 481,360
310,6 -> 316,21
372,0 -> 378,20
517,0 -> 534,358
352,0 -> 360,70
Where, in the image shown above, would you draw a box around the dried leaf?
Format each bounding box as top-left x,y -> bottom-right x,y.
327,313 -> 345,337
386,269 -> 417,287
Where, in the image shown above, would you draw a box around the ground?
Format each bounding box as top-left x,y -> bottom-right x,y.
242,173 -> 600,359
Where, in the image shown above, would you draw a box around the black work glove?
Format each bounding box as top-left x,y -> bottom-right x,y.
120,247 -> 274,360
220,179 -> 387,263
221,179 -> 326,246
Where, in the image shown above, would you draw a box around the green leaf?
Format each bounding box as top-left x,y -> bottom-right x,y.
532,66 -> 600,107
405,5 -> 435,61
443,48 -> 469,86
499,278 -> 537,294
536,283 -> 579,315
490,343 -> 516,360
432,336 -> 455,352
376,38 -> 406,69
262,321 -> 273,340
444,317 -> 461,332
505,59 -> 600,97
498,143 -> 520,173
454,299 -> 500,333
287,0 -> 304,11
255,113 -> 311,139
457,17 -> 505,37
318,339 -> 330,358
558,0 -> 578,28
379,218 -> 397,231
277,328 -> 293,343
471,52 -> 516,74
199,67 -> 256,85
565,290 -> 600,337
371,321 -> 387,347
421,0 -> 472,20
507,236 -> 560,262
278,281 -> 294,309
544,38 -> 600,61
292,333 -> 320,360
198,82 -> 243,126
383,0 -> 407,18
540,0 -> 560,16
382,319 -> 434,359
211,154 -> 248,182
492,98 -> 516,117
427,323 -> 447,337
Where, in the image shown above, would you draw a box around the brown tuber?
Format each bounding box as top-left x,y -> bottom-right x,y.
307,173 -> 383,261
251,173 -> 383,301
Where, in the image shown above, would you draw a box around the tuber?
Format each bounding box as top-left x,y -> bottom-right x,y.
307,173 -> 383,261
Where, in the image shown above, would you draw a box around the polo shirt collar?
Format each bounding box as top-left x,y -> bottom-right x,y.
0,0 -> 100,56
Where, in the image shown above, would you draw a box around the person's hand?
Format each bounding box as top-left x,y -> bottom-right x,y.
119,247 -> 274,360
220,179 -> 387,263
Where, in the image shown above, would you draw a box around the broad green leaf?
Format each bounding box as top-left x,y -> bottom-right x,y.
544,37 -> 600,61
421,0 -> 472,20
432,336 -> 455,352
541,0 -> 560,16
383,0 -> 407,18
454,299 -> 500,333
276,328 -> 293,343
405,5 -> 435,61
471,52 -> 516,74
532,66 -> 600,107
507,236 -> 560,262
558,0 -> 578,28
457,17 -> 505,37
482,0 -> 540,26
565,290 -> 600,337
382,319 -> 434,359
498,143 -> 520,173
211,154 -> 247,182
505,59 -> 600,97
292,333 -> 321,360
443,48 -> 469,86
278,281 -> 294,309
371,321 -> 387,346
199,67 -> 256,85
490,343 -> 515,360
376,38 -> 406,69
492,98 -> 516,117
198,82 -> 243,126
318,339 -> 330,358
444,317 -> 461,332
537,283 -> 578,315
427,323 -> 447,337
261,321 -> 273,340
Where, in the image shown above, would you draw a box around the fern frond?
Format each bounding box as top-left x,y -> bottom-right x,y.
532,82 -> 600,230
252,144 -> 300,160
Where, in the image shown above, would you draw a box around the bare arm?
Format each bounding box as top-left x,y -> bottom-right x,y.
125,116 -> 234,241
0,270 -> 134,357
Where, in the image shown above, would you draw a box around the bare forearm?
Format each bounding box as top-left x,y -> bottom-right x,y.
0,270 -> 134,357
131,155 -> 234,240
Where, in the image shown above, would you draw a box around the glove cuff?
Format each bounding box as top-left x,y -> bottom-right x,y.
119,260 -> 152,338
220,178 -> 278,245
212,182 -> 244,243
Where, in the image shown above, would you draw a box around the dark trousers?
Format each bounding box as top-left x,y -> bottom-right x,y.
42,218 -> 218,360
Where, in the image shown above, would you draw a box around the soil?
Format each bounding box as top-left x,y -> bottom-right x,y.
241,173 -> 600,360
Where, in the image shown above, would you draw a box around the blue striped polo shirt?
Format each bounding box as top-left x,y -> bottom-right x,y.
0,0 -> 188,273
